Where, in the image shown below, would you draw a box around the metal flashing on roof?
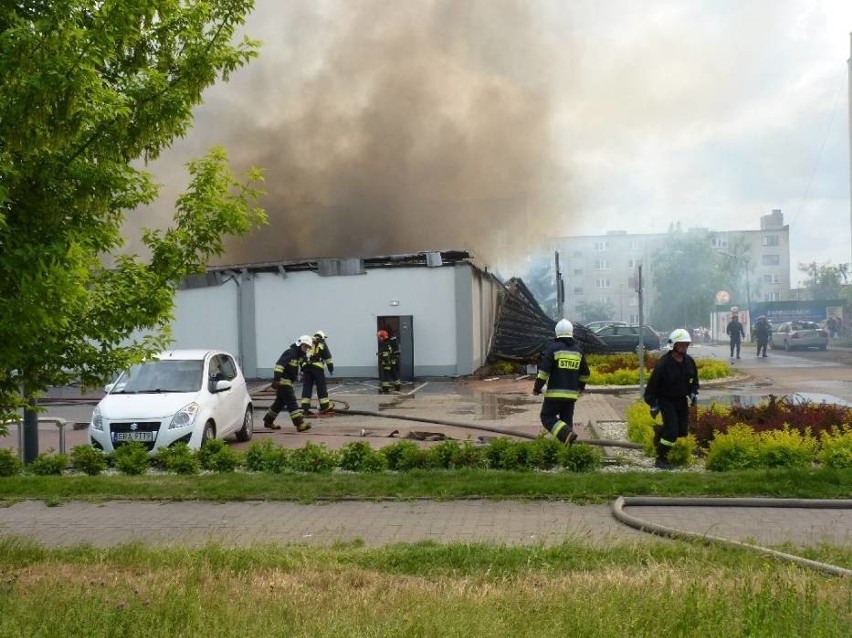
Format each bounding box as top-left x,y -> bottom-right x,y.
317,258 -> 365,276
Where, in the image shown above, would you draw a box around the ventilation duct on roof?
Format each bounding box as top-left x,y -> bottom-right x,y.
318,258 -> 365,276
425,252 -> 443,267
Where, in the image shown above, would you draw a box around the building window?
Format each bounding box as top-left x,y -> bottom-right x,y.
573,287 -> 583,295
762,235 -> 779,247
762,254 -> 780,266
629,240 -> 641,251
594,259 -> 609,270
628,313 -> 640,323
712,237 -> 729,249
765,292 -> 781,301
594,241 -> 609,251
596,279 -> 611,289
763,273 -> 781,284
628,258 -> 636,269
599,296 -> 610,304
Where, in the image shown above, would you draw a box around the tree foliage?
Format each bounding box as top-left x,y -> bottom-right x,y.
0,1 -> 265,425
648,227 -> 738,330
797,262 -> 849,300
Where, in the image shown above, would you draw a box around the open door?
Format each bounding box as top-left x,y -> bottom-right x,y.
377,315 -> 414,382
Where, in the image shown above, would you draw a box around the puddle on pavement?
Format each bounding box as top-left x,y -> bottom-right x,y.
446,393 -> 532,420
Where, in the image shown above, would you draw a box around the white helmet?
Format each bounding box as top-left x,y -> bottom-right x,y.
667,328 -> 692,347
314,330 -> 328,340
555,319 -> 574,338
297,335 -> 314,348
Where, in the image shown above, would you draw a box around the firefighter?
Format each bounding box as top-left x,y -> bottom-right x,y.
377,329 -> 401,393
301,330 -> 335,415
643,328 -> 699,469
263,335 -> 313,432
532,319 -> 590,446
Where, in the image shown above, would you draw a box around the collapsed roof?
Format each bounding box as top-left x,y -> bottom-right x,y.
489,278 -> 608,362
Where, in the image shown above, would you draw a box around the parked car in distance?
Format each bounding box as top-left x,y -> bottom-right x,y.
89,349 -> 254,455
583,320 -> 628,332
769,321 -> 828,351
593,324 -> 662,352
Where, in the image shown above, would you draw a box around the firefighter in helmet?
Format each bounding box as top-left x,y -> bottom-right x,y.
377,329 -> 401,393
533,319 -> 590,446
643,328 -> 699,469
263,335 -> 313,432
301,330 -> 334,415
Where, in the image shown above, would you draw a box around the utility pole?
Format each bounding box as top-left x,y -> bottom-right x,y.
635,265 -> 646,394
555,251 -> 565,319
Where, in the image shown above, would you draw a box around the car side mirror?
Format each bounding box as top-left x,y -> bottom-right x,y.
212,379 -> 232,393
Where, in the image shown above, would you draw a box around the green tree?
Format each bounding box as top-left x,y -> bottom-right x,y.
797,262 -> 849,300
649,227 -> 733,330
0,1 -> 265,427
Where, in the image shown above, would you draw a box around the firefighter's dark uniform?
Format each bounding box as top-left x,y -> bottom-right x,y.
301,336 -> 334,413
643,349 -> 699,465
264,343 -> 309,431
533,336 -> 590,444
378,336 -> 401,393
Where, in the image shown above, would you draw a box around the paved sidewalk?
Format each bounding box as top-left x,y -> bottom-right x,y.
1,499 -> 849,549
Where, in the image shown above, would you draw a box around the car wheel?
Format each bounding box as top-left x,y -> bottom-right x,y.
201,420 -> 215,446
235,406 -> 253,442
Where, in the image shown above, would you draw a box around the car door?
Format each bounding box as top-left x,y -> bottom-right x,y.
207,353 -> 243,436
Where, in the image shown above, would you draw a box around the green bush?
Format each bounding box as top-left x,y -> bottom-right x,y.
483,437 -> 529,470
427,438 -> 486,470
525,437 -> 562,470
290,442 -> 337,473
70,444 -> 107,476
558,444 -> 603,472
381,440 -> 428,471
198,438 -> 241,472
338,441 -> 388,473
819,426 -> 852,469
0,448 -> 23,477
705,424 -> 761,472
666,434 -> 697,468
758,425 -> 817,469
157,443 -> 200,475
111,442 -> 150,475
29,451 -> 68,475
244,439 -> 290,473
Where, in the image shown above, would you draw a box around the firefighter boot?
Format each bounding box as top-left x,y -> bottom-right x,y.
263,414 -> 281,430
294,417 -> 311,433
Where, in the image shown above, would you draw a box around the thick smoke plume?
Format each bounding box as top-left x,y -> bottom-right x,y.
137,0 -> 566,268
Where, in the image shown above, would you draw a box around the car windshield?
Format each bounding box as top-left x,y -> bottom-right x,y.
792,322 -> 819,330
110,359 -> 204,394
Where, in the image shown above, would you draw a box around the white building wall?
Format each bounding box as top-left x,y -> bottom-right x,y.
253,267 -> 458,376
171,280 -> 240,354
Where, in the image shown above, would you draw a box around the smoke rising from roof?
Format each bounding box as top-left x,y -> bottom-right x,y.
136,0 -> 568,268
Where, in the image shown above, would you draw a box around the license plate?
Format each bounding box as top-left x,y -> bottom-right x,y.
113,431 -> 156,443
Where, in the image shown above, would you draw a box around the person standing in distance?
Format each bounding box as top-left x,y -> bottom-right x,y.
377,329 -> 401,393
263,335 -> 313,432
532,319 -> 590,446
643,328 -> 699,470
753,316 -> 771,358
300,330 -> 335,415
726,311 -> 745,360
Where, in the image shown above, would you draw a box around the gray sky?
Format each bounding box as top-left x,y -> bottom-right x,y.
137,0 -> 852,285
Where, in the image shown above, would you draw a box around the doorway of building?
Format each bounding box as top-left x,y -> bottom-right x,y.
377,315 -> 414,382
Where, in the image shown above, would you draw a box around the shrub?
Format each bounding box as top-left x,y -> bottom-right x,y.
198,438 -> 241,472
819,426 -> 852,469
244,439 -> 290,473
381,440 -> 426,471
526,437 -> 562,470
558,444 -> 603,472
29,452 -> 68,475
420,439 -> 485,470
111,442 -> 150,475
338,441 -> 388,473
0,448 -> 23,477
625,400 -> 656,450
157,443 -> 200,475
394,442 -> 434,471
705,424 -> 761,471
483,437 -> 530,470
290,442 -> 337,473
758,425 -> 817,469
667,434 -> 697,468
70,444 -> 107,476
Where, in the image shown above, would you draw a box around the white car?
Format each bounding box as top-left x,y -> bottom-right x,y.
89,349 -> 253,455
